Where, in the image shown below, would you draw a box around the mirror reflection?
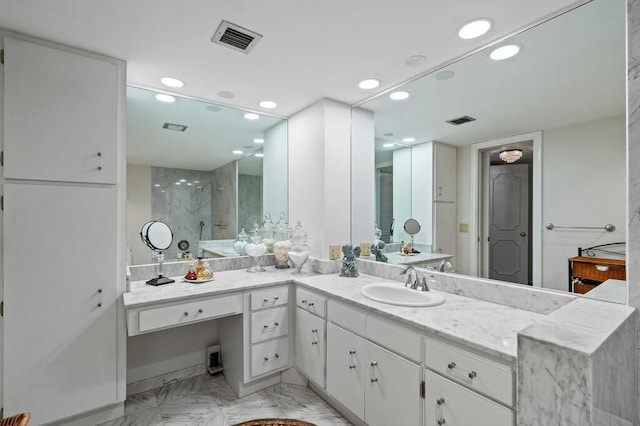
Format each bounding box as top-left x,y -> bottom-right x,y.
126,87 -> 288,265
360,0 -> 626,302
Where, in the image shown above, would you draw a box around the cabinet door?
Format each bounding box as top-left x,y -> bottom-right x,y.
425,370 -> 513,426
295,307 -> 326,387
326,323 -> 366,420
3,36 -> 118,184
434,144 -> 457,202
365,341 -> 421,426
3,183 -> 118,425
433,201 -> 456,257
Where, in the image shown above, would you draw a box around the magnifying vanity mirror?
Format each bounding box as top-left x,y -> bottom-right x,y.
140,220 -> 175,286
403,218 -> 421,253
352,0 -> 627,303
126,87 -> 288,266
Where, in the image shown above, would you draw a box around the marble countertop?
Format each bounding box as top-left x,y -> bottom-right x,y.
581,279 -> 627,304
124,268 -> 546,363
382,251 -> 452,266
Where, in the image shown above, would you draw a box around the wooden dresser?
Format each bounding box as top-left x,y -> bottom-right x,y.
569,256 -> 626,294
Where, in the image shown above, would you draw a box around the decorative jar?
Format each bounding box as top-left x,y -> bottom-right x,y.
288,221 -> 311,275
233,228 -> 249,255
245,230 -> 267,272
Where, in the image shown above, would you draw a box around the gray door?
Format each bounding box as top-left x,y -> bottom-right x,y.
489,164 -> 531,284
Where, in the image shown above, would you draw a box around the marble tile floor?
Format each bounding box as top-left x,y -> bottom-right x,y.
98,374 -> 351,426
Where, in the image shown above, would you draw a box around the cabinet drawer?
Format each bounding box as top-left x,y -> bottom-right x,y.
425,338 -> 513,406
425,370 -> 513,426
251,286 -> 289,310
297,289 -> 326,318
251,306 -> 289,343
251,337 -> 290,377
328,300 -> 365,336
366,316 -> 421,362
139,294 -> 243,333
572,261 -> 625,281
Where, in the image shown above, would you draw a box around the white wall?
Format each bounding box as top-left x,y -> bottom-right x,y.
455,115 -> 626,290
263,120 -> 288,219
288,98 -> 351,258
126,164 -> 151,265
411,142 -> 433,245
351,107 -> 375,246
392,148 -> 412,243
542,115 -> 626,290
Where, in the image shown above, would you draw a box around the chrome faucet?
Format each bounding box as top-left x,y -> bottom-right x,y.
438,259 -> 454,273
419,275 -> 431,292
400,265 -> 418,289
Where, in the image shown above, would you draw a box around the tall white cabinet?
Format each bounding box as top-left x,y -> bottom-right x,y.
1,34 -> 126,424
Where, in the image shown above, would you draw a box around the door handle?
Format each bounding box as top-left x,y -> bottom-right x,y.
520,232 -> 526,237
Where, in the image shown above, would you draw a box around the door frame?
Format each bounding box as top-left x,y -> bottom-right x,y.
469,131 -> 542,287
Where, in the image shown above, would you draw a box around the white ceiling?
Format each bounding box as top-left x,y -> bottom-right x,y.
0,0 -> 584,117
365,0 -> 626,151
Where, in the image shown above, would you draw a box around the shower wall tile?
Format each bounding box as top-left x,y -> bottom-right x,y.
211,162 -> 237,240
238,174 -> 263,232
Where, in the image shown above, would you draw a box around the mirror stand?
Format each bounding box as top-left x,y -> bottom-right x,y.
146,251 -> 175,286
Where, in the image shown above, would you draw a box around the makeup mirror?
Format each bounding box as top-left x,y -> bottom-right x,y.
140,220 -> 175,286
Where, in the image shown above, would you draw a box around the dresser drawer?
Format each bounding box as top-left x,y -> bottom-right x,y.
425,338 -> 514,406
366,316 -> 421,362
251,286 -> 289,310
572,261 -> 625,281
251,306 -> 289,343
138,294 -> 243,333
297,289 -> 326,318
251,337 -> 290,377
328,300 -> 365,336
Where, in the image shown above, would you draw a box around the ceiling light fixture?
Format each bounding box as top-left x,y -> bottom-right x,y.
233,150 -> 244,155
154,94 -> 176,103
382,143 -> 395,148
160,77 -> 185,88
218,91 -> 235,99
402,137 -> 415,143
254,153 -> 264,157
258,100 -> 277,109
435,70 -> 456,81
490,44 -> 521,60
458,18 -> 493,39
499,149 -> 523,163
244,113 -> 260,120
253,138 -> 264,144
389,91 -> 410,101
358,79 -> 381,90
405,55 -> 427,67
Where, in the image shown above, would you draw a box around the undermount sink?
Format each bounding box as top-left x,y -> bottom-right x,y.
360,283 -> 445,307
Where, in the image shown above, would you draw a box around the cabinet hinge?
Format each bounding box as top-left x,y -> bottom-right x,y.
1,150 -> 3,167
420,380 -> 425,398
1,195 -> 3,211
1,49 -> 4,65
1,301 -> 4,317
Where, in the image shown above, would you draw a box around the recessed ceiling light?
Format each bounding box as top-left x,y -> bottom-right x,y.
244,113 -> 260,120
458,18 -> 493,40
218,91 -> 235,99
402,137 -> 415,143
435,70 -> 456,81
154,184 -> 160,187
175,182 -> 181,185
358,79 -> 381,90
155,94 -> 176,103
194,180 -> 200,184
383,132 -> 394,137
253,138 -> 264,144
382,143 -> 395,148
206,105 -> 221,112
187,182 -> 193,186
160,77 -> 185,88
405,55 -> 427,67
180,179 -> 186,182
258,100 -> 277,109
490,44 -> 521,60
233,150 -> 244,155
389,91 -> 410,101
161,190 -> 166,193
254,153 -> 264,157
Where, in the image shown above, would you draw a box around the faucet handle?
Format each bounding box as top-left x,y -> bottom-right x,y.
420,277 -> 430,291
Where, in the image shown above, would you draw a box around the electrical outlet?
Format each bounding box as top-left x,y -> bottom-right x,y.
360,242 -> 371,256
459,223 -> 469,233
329,244 -> 341,260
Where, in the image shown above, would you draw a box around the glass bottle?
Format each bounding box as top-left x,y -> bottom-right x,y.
245,229 -> 267,272
289,221 -> 311,275
195,257 -> 205,278
273,213 -> 291,269
233,228 -> 249,255
262,213 -> 275,253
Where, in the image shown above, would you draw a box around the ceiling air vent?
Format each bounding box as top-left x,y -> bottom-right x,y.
212,20 -> 263,54
163,123 -> 188,132
446,115 -> 476,126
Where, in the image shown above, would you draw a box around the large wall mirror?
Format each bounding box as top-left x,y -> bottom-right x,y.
354,0 -> 627,303
126,87 -> 288,265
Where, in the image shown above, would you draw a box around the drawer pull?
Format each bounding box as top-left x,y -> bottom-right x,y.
263,296 -> 280,303
437,419 -> 446,425
348,350 -> 357,369
301,299 -> 307,304
263,322 -> 279,329
311,341 -> 318,345
274,296 -> 279,300
308,302 -> 315,307
311,329 -> 318,333
263,354 -> 280,362
370,378 -> 378,383
183,312 -> 189,316
437,397 -> 446,405
349,350 -> 356,354
371,361 -> 378,366
447,362 -> 456,370
349,365 -> 356,369
198,309 -> 203,314
468,371 -> 477,379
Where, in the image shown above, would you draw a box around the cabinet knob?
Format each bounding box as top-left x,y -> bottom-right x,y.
97,166 -> 103,171
437,419 -> 446,425
370,361 -> 378,366
97,303 -> 102,307
370,378 -> 378,383
198,309 -> 203,314
311,341 -> 318,345
349,350 -> 356,354
447,362 -> 456,370
263,298 -> 269,302
97,289 -> 102,293
437,398 -> 445,405
468,371 -> 477,379
520,232 -> 527,237
97,152 -> 102,157
308,302 -> 314,307
184,312 -> 189,316
274,296 -> 279,300
349,365 -> 356,369
301,299 -> 307,304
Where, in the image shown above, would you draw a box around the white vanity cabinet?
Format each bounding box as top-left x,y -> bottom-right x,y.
1,33 -> 126,425
295,289 -> 326,387
424,337 -> 515,426
326,300 -> 421,426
